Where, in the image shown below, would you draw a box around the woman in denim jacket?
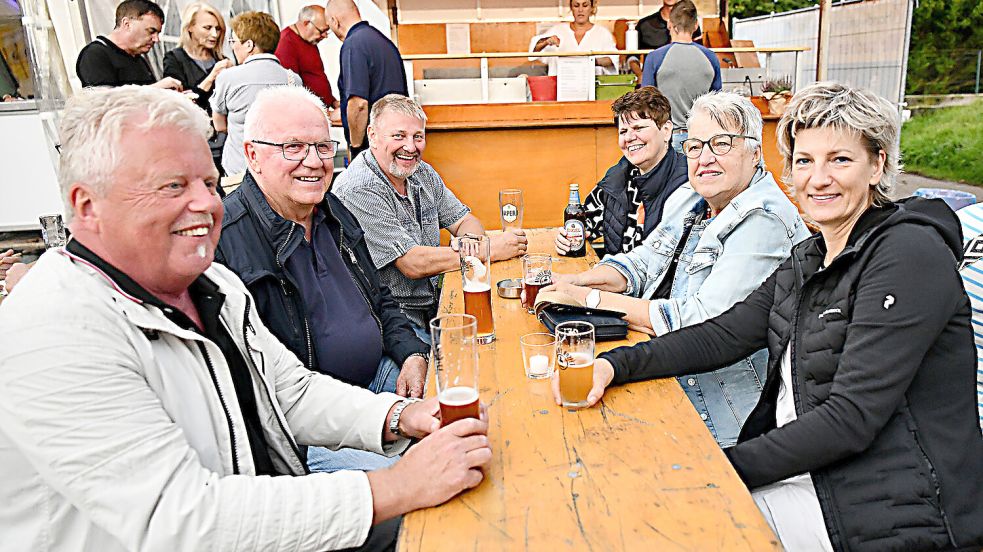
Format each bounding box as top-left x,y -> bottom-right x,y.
546,91 -> 810,446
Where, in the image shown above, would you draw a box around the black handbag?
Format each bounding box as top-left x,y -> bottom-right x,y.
537,303 -> 629,341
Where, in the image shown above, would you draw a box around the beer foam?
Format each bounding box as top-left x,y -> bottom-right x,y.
463,281 -> 491,293
439,386 -> 479,405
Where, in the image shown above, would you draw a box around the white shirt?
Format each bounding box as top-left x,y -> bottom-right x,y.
529,22 -> 618,76
750,345 -> 834,552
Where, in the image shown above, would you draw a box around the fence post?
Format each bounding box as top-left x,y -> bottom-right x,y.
976,49 -> 981,95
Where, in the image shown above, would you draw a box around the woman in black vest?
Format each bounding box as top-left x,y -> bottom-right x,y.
554,87 -> 688,257
569,82 -> 983,551
163,2 -> 232,177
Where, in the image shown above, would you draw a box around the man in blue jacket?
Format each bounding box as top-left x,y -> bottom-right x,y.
215,85 -> 429,473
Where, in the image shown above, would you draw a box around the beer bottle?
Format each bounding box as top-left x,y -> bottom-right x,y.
562,183 -> 587,257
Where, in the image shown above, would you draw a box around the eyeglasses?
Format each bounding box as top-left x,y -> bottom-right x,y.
310,21 -> 329,36
681,133 -> 756,159
252,140 -> 340,161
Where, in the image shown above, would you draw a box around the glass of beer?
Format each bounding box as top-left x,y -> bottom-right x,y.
555,321 -> 595,409
431,314 -> 481,427
39,214 -> 67,249
499,189 -> 523,231
459,234 -> 495,344
521,254 -> 552,313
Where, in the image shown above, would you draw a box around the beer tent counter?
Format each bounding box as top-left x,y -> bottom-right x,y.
398,228 -> 780,550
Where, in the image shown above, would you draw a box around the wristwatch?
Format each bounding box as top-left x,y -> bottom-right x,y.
388,398 -> 422,437
586,288 -> 601,309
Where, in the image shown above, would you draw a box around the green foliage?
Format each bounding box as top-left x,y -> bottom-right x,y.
901,101 -> 983,185
906,0 -> 983,94
729,0 -> 814,21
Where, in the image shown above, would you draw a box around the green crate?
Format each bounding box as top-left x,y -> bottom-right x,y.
595,74 -> 637,100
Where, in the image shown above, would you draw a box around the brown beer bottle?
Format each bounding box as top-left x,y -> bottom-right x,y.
562,183 -> 587,257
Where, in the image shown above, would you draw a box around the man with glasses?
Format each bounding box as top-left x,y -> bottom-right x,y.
216,86 -> 431,474
275,5 -> 342,123
76,0 -> 182,90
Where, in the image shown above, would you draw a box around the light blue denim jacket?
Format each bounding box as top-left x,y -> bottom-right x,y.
601,168 -> 810,446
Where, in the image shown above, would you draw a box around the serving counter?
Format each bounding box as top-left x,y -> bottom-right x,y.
421,101 -> 786,229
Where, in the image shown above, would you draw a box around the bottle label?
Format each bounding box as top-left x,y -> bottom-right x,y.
501,203 -> 518,223
565,219 -> 586,251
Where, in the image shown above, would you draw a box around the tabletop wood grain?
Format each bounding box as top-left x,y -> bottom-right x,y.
398,228 -> 780,551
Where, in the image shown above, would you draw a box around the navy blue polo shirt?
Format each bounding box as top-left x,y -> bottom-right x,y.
283,208 -> 384,386
338,21 -> 408,144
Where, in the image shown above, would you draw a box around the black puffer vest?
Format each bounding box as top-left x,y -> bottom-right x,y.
597,149 -> 688,255
736,198 -> 983,551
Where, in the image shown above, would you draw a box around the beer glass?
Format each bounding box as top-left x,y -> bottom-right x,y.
499,189 -> 523,231
431,314 -> 481,427
555,321 -> 595,408
521,254 -> 552,313
39,214 -> 66,249
459,234 -> 495,344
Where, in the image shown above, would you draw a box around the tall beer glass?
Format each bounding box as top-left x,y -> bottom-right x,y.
521,254 -> 552,313
556,321 -> 595,409
431,314 -> 481,427
459,234 -> 495,344
499,189 -> 524,231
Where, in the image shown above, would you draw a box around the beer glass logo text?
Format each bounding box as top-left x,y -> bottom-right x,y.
502,203 -> 518,223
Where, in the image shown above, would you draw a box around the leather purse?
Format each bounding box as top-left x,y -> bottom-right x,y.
537,303 -> 629,341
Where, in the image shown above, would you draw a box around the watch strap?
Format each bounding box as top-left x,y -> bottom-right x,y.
389,397 -> 422,437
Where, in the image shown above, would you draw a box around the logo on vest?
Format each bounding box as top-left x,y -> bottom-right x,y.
883,294 -> 895,310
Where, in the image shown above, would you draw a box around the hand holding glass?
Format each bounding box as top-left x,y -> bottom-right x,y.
431,314 -> 481,426
555,321 -> 595,408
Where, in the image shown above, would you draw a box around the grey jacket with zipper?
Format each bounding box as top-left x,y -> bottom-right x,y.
0,248 -> 409,551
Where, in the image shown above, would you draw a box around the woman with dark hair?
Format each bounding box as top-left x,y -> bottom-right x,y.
573,82 -> 983,551
529,0 -> 617,76
555,87 -> 689,257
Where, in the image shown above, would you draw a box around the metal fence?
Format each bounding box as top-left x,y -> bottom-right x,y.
733,0 -> 914,105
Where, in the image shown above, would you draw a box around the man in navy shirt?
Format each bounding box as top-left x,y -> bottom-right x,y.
324,0 -> 408,162
215,85 -> 429,473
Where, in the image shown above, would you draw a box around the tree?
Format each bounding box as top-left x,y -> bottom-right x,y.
905,0 -> 983,94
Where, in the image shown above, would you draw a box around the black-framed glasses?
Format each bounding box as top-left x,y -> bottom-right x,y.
681,133 -> 756,159
310,21 -> 329,36
252,140 -> 340,161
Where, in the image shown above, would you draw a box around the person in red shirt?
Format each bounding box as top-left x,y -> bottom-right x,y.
275,5 -> 341,123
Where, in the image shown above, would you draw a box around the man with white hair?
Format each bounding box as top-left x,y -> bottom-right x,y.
216,86 -> 430,473
0,86 -> 491,551
333,94 -> 528,331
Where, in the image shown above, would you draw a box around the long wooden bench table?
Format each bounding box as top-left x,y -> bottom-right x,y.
398,228 -> 779,550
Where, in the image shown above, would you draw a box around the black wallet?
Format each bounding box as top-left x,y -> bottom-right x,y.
537,304 -> 629,341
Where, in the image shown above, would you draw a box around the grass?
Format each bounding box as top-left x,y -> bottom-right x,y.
901,99 -> 983,186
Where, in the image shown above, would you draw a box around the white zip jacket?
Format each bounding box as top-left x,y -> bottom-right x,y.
0,248 -> 409,551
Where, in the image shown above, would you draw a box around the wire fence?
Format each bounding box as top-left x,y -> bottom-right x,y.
733,0 -> 913,105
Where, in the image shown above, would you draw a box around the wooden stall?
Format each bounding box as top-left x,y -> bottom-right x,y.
422,100 -> 788,228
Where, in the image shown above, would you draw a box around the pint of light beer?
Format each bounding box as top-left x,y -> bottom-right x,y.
459,235 -> 495,344
555,321 -> 595,408
521,254 -> 552,313
431,314 -> 481,427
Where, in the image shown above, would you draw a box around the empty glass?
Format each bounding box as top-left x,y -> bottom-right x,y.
39,214 -> 66,249
499,189 -> 524,231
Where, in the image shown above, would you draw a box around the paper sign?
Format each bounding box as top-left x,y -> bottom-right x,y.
445,24 -> 471,54
556,56 -> 594,102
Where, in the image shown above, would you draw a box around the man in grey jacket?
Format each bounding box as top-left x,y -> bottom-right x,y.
0,85 -> 491,551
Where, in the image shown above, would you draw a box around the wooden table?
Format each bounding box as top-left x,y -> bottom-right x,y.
398,229 -> 780,551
